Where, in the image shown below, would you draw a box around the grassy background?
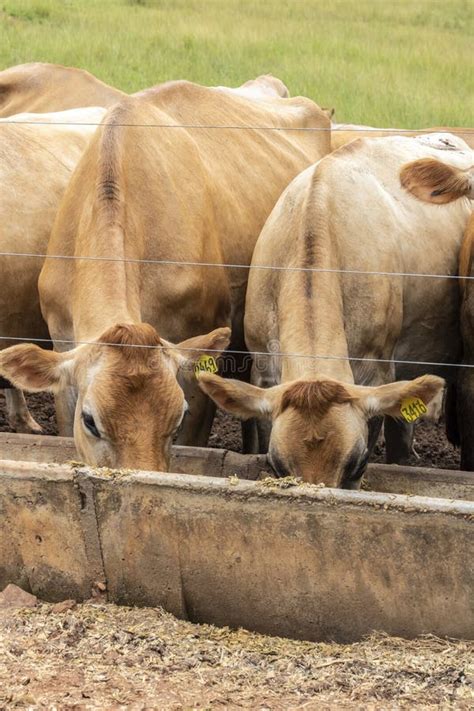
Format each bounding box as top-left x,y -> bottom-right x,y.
1,0 -> 472,127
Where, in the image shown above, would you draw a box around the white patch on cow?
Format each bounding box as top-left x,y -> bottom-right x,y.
176,399 -> 189,429
256,396 -> 273,417
332,122 -> 398,132
1,107 -> 106,137
415,132 -> 469,153
216,86 -> 272,101
86,360 -> 102,387
365,395 -> 380,414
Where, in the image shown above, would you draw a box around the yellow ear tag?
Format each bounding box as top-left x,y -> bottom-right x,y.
194,354 -> 218,377
400,397 -> 427,423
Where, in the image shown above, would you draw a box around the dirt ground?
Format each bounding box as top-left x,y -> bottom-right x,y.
0,600 -> 472,709
0,391 -> 461,470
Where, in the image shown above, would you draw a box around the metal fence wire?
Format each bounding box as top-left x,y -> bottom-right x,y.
1,120 -> 474,135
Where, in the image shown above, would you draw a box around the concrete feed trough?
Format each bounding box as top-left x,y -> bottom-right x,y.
0,432 -> 473,643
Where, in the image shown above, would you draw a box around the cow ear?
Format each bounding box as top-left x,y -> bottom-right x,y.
0,344 -> 75,393
357,375 -> 445,420
162,327 -> 231,377
322,106 -> 335,119
401,158 -> 474,204
197,373 -> 277,420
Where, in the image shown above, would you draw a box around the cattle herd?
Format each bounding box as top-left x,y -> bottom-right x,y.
0,62 -> 473,487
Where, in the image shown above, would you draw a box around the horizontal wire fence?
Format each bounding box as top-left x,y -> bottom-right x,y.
0,119 -> 472,370
0,120 -> 473,134
0,334 -> 471,371
0,249 -> 472,281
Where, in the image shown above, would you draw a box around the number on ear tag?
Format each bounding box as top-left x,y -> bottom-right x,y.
194,355 -> 218,377
400,397 -> 427,423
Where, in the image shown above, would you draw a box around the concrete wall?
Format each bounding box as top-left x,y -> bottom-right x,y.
1,458 -> 473,642
0,461 -> 104,601
1,432 -> 473,500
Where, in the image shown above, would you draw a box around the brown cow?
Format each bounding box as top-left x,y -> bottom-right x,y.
400,155 -> 474,469
0,63 -> 290,119
198,134 -> 472,487
0,78 -> 330,471
0,61 -> 123,427
0,62 -> 125,117
0,70 -> 293,436
216,74 -> 289,99
0,107 -> 106,431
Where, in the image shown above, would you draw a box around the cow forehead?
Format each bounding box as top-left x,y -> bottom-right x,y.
82,347 -> 184,413
274,395 -> 363,438
82,340 -> 167,380
96,367 -> 182,404
95,372 -> 184,440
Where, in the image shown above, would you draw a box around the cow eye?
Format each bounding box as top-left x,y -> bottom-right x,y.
82,412 -> 101,439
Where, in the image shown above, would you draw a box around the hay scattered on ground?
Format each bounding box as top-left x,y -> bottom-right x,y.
0,601 -> 472,709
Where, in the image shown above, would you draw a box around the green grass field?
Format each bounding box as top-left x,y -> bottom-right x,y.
1,0 -> 473,127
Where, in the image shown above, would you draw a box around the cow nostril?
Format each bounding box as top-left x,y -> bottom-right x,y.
267,450 -> 290,479
353,451 -> 369,479
342,448 -> 369,488
359,450 -> 369,472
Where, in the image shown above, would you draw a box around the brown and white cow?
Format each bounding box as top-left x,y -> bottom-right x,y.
0,107 -> 107,431
331,123 -> 474,152
0,78 -> 331,470
0,62 -> 124,117
399,155 -> 474,469
331,123 -> 473,462
198,134 -> 473,487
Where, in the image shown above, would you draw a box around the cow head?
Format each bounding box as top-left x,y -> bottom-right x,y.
198,373 -> 445,487
400,157 -> 474,204
0,323 -> 230,471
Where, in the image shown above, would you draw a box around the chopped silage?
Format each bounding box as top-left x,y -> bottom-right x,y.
0,601 -> 472,709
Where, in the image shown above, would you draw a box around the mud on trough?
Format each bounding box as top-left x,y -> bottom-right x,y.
0,391 -> 461,470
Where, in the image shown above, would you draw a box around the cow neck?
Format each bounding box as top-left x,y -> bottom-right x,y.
72,226 -> 141,343
278,291 -> 353,384
278,220 -> 353,385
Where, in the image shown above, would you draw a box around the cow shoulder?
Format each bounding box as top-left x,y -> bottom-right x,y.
460,212 -> 474,288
